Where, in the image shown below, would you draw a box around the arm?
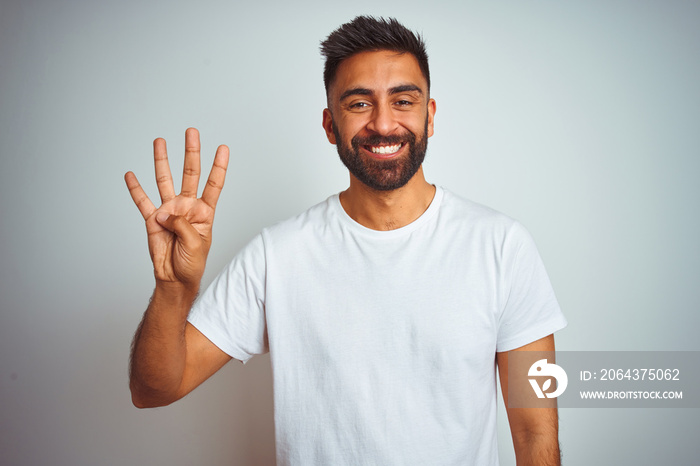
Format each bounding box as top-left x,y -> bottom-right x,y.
497,334 -> 561,466
126,128 -> 232,408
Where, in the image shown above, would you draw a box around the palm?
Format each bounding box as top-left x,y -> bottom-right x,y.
126,128 -> 229,287
145,196 -> 212,283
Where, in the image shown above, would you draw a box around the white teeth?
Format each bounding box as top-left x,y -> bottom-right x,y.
370,144 -> 401,154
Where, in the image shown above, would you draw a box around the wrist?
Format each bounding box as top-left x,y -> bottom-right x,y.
153,280 -> 199,307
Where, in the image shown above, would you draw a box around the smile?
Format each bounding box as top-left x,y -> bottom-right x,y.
365,143 -> 404,156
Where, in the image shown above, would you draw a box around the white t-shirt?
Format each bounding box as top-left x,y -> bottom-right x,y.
188,186 -> 567,465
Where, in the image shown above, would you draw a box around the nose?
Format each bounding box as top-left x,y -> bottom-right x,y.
365,101 -> 400,135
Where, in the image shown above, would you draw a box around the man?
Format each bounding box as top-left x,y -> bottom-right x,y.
126,16 -> 566,465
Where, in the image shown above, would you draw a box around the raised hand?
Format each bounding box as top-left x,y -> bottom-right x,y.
125,128 -> 229,290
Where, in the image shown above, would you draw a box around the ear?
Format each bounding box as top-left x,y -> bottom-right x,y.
426,98 -> 436,138
322,108 -> 337,145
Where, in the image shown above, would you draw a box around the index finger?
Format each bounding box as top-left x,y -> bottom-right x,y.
200,145 -> 229,209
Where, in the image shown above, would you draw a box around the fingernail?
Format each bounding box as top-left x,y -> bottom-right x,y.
156,212 -> 170,223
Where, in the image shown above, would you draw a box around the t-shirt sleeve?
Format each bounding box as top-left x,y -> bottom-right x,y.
187,233 -> 268,363
496,223 -> 567,352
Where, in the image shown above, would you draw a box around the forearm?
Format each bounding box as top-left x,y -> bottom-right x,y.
129,282 -> 198,408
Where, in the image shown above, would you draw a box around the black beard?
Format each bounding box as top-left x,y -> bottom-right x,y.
333,116 -> 429,191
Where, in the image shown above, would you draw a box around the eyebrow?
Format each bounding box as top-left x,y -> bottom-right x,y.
339,87 -> 373,101
339,84 -> 423,102
389,84 -> 423,95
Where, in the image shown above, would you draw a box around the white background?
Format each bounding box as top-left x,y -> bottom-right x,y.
1,0 -> 698,464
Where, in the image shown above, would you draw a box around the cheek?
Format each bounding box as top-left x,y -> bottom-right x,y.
331,122 -> 351,148
394,111 -> 426,132
336,121 -> 363,145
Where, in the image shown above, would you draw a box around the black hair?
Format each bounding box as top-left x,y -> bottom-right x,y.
320,16 -> 430,95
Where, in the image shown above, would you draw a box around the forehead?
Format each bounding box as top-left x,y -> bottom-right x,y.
330,50 -> 427,99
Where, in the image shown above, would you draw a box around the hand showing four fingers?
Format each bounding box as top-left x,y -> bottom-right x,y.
125,128 -> 229,290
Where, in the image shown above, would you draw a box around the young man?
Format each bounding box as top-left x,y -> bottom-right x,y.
126,16 -> 566,466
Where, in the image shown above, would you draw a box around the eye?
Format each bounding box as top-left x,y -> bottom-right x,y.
349,101 -> 370,109
395,100 -> 413,107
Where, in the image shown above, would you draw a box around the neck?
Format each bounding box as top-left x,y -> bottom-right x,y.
339,167 -> 436,231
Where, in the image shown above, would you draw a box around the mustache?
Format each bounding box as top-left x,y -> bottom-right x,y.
351,132 -> 416,148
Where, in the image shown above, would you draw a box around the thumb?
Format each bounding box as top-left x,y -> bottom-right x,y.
155,212 -> 172,226
155,212 -> 200,249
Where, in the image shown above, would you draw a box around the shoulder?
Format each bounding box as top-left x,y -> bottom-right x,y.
260,195 -> 338,243
436,187 -> 528,240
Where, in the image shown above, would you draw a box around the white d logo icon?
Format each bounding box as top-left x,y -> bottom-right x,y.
528,359 -> 568,398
